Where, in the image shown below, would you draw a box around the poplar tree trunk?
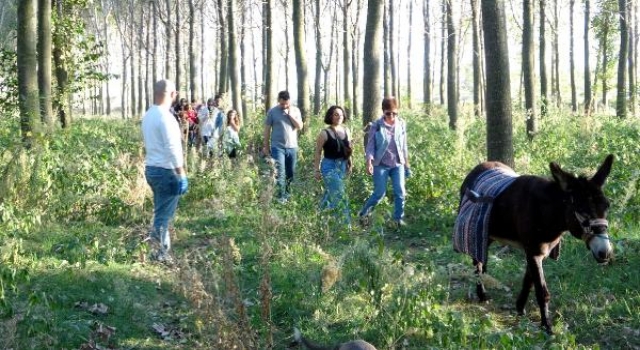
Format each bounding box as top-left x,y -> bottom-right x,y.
53,0 -> 70,127
240,4 -> 249,118
189,0 -> 201,102
343,0 -> 352,110
424,0 -> 432,112
175,0 -> 181,93
523,0 -> 536,139
264,0 -> 275,111
313,0 -> 323,115
362,0 -> 383,127
293,0 -> 310,127
17,0 -> 37,146
617,0 -> 628,118
629,0 -> 637,116
406,0 -> 413,109
103,3 -> 112,116
383,2 -> 391,96
552,0 -> 561,108
38,0 -> 53,127
165,0 -> 172,80
584,0 -> 593,115
471,0 -> 482,118
446,0 -> 458,130
129,0 -> 136,117
570,0 -> 577,112
137,6 -> 144,115
601,20 -> 610,109
440,0 -> 446,105
228,0 -> 242,117
539,0 -> 548,117
389,0 -> 398,98
351,0 -> 364,119
481,0 -> 514,168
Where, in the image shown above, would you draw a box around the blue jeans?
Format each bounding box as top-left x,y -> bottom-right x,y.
320,158 -> 351,225
145,166 -> 182,253
271,146 -> 297,199
359,164 -> 406,221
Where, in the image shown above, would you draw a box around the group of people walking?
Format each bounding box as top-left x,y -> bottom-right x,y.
141,79 -> 411,263
263,91 -> 411,229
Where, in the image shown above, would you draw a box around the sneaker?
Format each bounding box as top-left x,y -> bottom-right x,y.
276,197 -> 289,205
358,213 -> 370,226
395,219 -> 407,228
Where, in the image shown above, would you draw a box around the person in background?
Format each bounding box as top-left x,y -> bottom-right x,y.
358,96 -> 411,228
184,104 -> 199,148
262,90 -> 303,204
141,79 -> 188,264
313,105 -> 352,227
224,109 -> 242,159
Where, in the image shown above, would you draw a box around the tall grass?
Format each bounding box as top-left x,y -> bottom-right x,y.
0,108 -> 638,349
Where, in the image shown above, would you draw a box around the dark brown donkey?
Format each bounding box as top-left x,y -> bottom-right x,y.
454,154 -> 614,334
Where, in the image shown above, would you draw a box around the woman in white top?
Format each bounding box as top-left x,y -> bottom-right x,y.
224,109 -> 241,158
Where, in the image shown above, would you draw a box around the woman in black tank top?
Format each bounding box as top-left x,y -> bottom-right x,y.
313,106 -> 352,228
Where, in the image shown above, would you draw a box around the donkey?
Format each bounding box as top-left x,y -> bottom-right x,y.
290,328 -> 377,350
454,154 -> 614,334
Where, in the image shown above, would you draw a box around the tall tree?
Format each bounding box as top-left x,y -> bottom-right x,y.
342,0 -> 352,110
292,0 -> 310,127
164,0 -> 172,80
439,0 -> 446,105
189,0 -> 201,102
313,0 -> 323,115
228,0 -> 242,116
383,1 -> 391,96
17,0 -> 37,145
617,0 -> 628,118
539,0 -> 548,117
481,0 -> 514,167
523,0 -> 537,139
175,0 -> 181,92
362,0 -> 383,127
424,0 -> 432,112
38,0 -> 53,126
570,0 -> 578,112
446,0 -> 458,130
351,0 -> 364,119
584,0 -> 593,115
471,0 -> 482,118
629,0 -> 637,116
389,0 -> 398,98
552,0 -> 561,107
406,0 -> 414,109
264,0 -> 275,111
53,0 -> 70,127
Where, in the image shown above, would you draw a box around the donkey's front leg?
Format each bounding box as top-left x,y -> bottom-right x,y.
526,254 -> 553,334
474,260 -> 489,302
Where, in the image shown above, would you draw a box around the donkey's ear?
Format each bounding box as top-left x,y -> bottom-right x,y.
591,154 -> 614,187
550,162 -> 573,191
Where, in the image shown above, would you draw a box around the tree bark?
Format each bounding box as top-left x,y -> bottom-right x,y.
539,0 -> 548,117
343,0 -> 352,111
440,0 -> 446,105
175,0 -> 181,93
351,0 -> 364,119
629,0 -> 637,116
406,0 -> 413,109
17,0 -> 37,146
471,0 -> 482,118
570,0 -> 577,112
293,0 -> 310,128
424,0 -> 432,112
189,0 -> 201,102
584,0 -> 593,115
165,0 -> 172,80
481,0 -> 514,167
228,0 -> 242,118
446,0 -> 458,130
362,0 -> 383,127
523,0 -> 536,139
383,1 -> 391,96
264,0 -> 275,111
313,0 -> 323,115
38,0 -> 53,127
617,0 -> 628,118
53,0 -> 70,127
390,0 -> 398,98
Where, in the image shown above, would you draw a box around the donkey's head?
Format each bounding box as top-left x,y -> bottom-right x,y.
550,154 -> 614,263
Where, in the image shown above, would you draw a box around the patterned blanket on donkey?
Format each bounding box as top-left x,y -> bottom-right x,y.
453,167 -> 519,266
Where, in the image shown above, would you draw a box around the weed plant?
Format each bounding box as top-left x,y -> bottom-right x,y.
0,107 -> 638,349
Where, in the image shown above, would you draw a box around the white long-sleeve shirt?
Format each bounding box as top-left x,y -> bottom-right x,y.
142,104 -> 184,169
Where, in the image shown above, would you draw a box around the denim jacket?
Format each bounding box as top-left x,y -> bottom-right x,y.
365,117 -> 408,166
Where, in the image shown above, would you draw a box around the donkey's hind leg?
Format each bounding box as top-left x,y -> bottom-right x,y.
474,260 -> 489,302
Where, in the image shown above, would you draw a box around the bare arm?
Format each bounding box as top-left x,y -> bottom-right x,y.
313,130 -> 327,180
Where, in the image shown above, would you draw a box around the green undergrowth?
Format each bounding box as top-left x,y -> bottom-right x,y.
0,108 -> 639,349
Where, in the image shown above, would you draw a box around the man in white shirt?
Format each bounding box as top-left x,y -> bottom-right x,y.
141,79 -> 188,263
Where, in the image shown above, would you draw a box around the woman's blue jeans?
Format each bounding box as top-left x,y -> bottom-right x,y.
359,164 -> 406,221
271,146 -> 298,200
145,166 -> 181,253
320,158 -> 351,225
